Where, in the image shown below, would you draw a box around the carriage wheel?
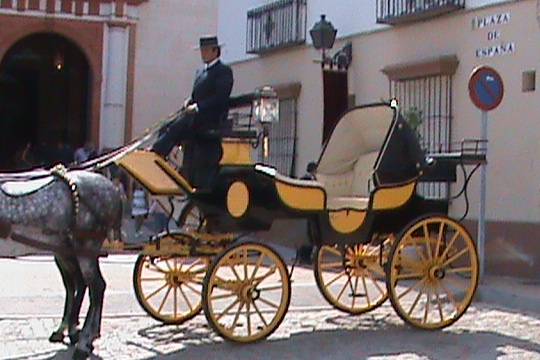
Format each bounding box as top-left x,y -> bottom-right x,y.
386,215 -> 479,330
203,242 -> 291,343
133,255 -> 209,324
314,239 -> 391,315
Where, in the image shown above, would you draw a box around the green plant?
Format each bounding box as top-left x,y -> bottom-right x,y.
403,106 -> 423,138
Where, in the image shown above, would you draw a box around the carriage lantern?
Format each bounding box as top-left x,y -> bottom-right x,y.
253,86 -> 279,124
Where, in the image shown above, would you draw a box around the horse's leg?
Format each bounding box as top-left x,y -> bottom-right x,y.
67,257 -> 87,345
73,255 -> 106,359
49,255 -> 75,343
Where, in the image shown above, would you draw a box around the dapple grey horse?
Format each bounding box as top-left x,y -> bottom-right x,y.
0,168 -> 122,359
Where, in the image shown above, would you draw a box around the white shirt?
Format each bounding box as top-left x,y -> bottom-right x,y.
204,58 -> 220,70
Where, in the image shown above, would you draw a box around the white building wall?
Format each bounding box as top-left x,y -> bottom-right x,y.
219,0 -> 518,63
131,0 -> 218,137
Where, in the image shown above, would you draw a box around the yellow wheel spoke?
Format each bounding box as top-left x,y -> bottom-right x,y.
185,258 -> 204,272
179,284 -> 193,312
147,263 -> 167,274
258,296 -> 279,309
406,236 -> 427,263
253,266 -> 277,285
174,287 -> 178,318
441,248 -> 469,268
164,259 -> 173,272
352,277 -> 359,308
325,271 -> 346,287
336,277 -> 351,301
252,300 -> 268,327
369,275 -> 386,296
144,283 -> 168,301
438,281 -> 459,313
361,276 -> 370,308
423,288 -> 431,324
243,248 -> 248,280
407,281 -> 426,316
257,284 -> 283,292
435,290 -> 445,323
320,261 -> 343,270
228,301 -> 244,331
397,277 -> 425,300
182,282 -> 202,296
231,265 -> 243,282
396,272 -> 424,280
438,231 -> 460,263
423,223 -> 433,260
141,277 -> 165,282
250,253 -> 265,282
215,299 -> 240,321
211,292 -> 237,301
158,286 -> 172,313
446,267 -> 472,274
323,246 -> 341,257
246,301 -> 252,337
435,222 -> 445,258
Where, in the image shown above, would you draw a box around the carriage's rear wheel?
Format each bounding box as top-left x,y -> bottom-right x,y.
386,215 -> 479,330
314,239 -> 391,315
133,255 -> 209,324
203,242 -> 291,343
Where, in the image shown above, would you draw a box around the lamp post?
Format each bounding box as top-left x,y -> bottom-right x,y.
309,14 -> 337,68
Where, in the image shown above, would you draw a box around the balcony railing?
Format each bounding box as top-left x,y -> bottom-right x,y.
377,0 -> 465,25
246,0 -> 307,55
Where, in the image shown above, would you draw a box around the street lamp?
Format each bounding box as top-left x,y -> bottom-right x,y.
309,14 -> 337,67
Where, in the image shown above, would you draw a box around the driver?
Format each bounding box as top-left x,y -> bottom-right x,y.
151,35 -> 234,157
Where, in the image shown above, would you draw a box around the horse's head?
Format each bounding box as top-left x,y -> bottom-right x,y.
0,219 -> 11,238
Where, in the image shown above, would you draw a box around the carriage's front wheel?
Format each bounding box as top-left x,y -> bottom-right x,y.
133,255 -> 208,324
202,242 -> 291,343
386,215 -> 479,330
314,240 -> 391,315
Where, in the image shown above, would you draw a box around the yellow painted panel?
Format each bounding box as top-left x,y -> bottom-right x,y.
276,181 -> 325,211
329,210 -> 367,234
227,181 -> 250,218
118,150 -> 193,195
220,141 -> 253,165
372,182 -> 416,210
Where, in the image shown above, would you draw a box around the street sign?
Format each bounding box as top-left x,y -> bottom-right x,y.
468,66 -> 504,111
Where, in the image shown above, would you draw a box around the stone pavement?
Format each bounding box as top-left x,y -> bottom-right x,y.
1,302 -> 540,360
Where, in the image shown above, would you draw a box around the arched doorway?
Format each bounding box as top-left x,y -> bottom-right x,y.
0,33 -> 90,170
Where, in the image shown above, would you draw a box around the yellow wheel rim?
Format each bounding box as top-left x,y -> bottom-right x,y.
204,243 -> 290,343
387,216 -> 479,330
315,239 -> 392,315
134,255 -> 208,324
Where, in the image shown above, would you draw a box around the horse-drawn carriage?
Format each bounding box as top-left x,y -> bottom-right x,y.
116,88 -> 486,342
0,86 -> 486,355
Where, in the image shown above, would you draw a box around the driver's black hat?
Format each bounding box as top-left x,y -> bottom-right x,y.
195,35 -> 224,49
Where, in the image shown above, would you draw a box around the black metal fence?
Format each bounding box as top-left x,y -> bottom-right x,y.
246,0 -> 307,55
390,75 -> 453,199
377,0 -> 465,24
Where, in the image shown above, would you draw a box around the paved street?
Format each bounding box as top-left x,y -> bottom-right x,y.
1,255 -> 540,360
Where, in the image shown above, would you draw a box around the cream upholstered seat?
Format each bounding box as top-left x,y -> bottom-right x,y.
316,105 -> 394,210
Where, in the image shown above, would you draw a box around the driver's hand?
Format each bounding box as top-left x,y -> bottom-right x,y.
186,103 -> 198,114
183,98 -> 191,109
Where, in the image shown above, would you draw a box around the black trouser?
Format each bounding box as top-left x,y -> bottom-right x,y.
151,113 -> 197,157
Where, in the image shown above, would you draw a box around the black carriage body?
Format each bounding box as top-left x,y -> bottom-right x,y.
189,102 -> 454,249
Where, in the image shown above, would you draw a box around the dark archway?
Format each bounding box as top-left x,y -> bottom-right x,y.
0,33 -> 90,170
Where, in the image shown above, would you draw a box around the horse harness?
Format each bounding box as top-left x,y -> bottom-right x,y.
2,164 -> 108,258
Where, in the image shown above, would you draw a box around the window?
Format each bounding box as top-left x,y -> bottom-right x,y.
246,0 -> 307,55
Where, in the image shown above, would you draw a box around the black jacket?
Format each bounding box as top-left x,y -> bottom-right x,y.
191,60 -> 234,133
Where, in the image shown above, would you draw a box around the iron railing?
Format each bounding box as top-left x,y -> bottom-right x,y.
390,74 -> 453,199
377,0 -> 465,25
246,0 -> 307,55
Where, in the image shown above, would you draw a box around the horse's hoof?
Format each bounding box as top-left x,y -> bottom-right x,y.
68,330 -> 80,345
48,331 -> 64,343
73,348 -> 90,360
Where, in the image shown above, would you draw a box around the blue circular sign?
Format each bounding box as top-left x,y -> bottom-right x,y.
469,66 -> 504,111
